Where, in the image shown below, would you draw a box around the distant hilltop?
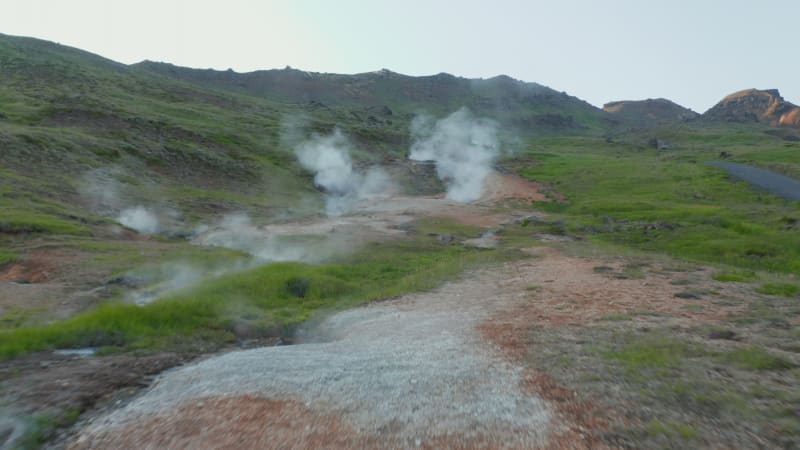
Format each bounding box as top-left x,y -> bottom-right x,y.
703,88 -> 800,128
603,98 -> 698,126
603,89 -> 800,130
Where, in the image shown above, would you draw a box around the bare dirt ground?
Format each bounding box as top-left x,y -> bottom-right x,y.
0,238 -> 175,322
72,262 -> 552,449
69,245 -> 751,449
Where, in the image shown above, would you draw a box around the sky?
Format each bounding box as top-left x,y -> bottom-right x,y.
1,0 -> 798,113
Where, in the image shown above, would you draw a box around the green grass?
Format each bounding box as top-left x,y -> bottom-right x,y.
600,313 -> 632,321
645,419 -> 698,440
756,282 -> 800,297
0,241 -> 518,358
601,333 -> 705,371
0,210 -> 89,235
0,250 -> 16,265
514,134 -> 800,274
712,269 -> 758,282
719,347 -> 795,370
15,407 -> 83,450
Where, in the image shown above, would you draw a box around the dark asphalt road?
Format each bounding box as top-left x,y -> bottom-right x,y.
707,161 -> 800,201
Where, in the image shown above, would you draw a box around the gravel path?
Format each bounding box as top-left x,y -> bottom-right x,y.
72,263 -> 552,449
708,161 -> 800,200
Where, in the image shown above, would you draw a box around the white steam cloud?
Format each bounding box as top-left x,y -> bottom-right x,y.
118,206 -> 160,234
294,129 -> 394,216
81,168 -> 168,235
196,213 -> 310,262
409,108 -> 500,202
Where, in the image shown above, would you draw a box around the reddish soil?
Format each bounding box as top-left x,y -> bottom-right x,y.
480,172 -> 551,203
70,395 -> 373,450
0,247 -> 78,283
478,247 -> 748,449
423,172 -> 554,227
74,394 -> 552,450
502,248 -> 744,327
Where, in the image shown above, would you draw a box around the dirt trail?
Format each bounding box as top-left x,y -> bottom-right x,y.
72,262 -> 552,449
72,242 -> 742,449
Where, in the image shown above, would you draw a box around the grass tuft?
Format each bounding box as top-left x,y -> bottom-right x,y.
601,334 -> 704,371
712,270 -> 757,283
719,347 -> 794,370
756,283 -> 800,297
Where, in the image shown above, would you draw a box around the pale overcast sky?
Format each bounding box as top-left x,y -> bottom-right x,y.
1,0 -> 798,113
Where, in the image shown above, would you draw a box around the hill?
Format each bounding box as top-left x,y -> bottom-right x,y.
133,62 -> 611,133
703,88 -> 800,128
603,98 -> 698,128
0,32 -> 617,336
0,33 -> 620,235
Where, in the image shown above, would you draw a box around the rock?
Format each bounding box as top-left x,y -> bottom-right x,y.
648,138 -> 670,150
703,88 -> 800,128
708,330 -> 737,340
435,234 -> 454,244
105,275 -> 145,288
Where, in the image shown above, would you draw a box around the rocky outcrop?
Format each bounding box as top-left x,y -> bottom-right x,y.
603,98 -> 698,127
703,89 -> 800,128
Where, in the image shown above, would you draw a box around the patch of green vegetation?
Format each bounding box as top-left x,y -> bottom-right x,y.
514,134 -> 800,274
0,306 -> 37,329
756,282 -> 800,297
13,406 -> 84,450
0,210 -> 89,235
713,269 -> 758,282
645,419 -> 698,440
601,333 -> 705,371
0,241 -> 518,358
719,347 -> 794,370
15,413 -> 56,450
0,250 -> 16,265
600,313 -> 632,321
619,262 -> 648,279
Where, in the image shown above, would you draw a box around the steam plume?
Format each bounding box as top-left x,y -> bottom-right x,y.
118,206 -> 160,234
294,129 -> 393,216
196,213 -> 309,261
409,108 -> 500,202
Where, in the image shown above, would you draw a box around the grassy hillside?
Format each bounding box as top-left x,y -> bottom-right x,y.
0,33 -> 599,346
134,62 -> 612,134
512,123 -> 800,273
